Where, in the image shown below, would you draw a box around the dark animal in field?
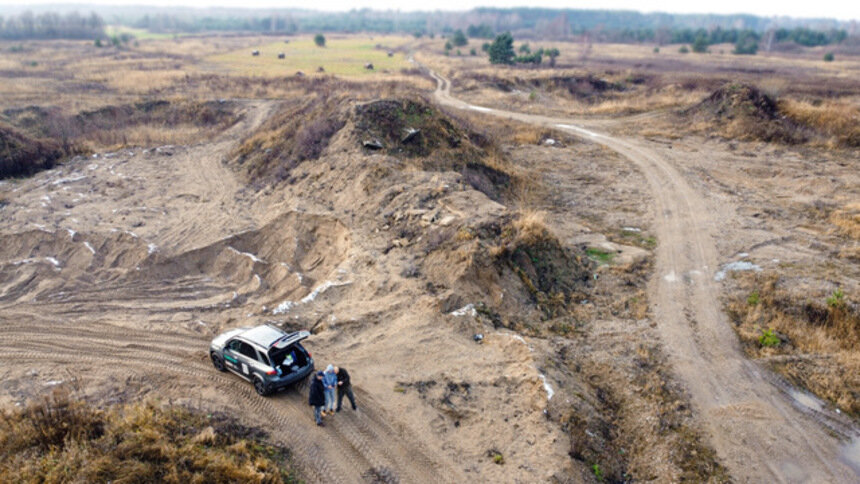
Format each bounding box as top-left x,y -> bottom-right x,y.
364,63 -> 374,70
252,50 -> 260,56
278,53 -> 285,59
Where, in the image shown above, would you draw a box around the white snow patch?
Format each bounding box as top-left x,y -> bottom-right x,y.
254,274 -> 262,285
538,374 -> 555,400
88,164 -> 98,170
450,303 -> 477,317
66,228 -> 76,238
714,261 -> 761,281
664,271 -> 678,282
84,242 -> 96,254
272,280 -> 352,315
45,257 -> 61,268
737,252 -> 749,258
124,230 -> 138,238
622,226 -> 641,232
148,243 -> 158,255
51,175 -> 86,186
228,246 -> 266,264
44,380 -> 64,386
272,300 -> 297,315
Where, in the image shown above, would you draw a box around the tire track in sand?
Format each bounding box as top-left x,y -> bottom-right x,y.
0,318 -> 455,483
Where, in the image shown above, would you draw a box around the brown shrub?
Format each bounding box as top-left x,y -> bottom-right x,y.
0,121 -> 66,179
780,99 -> 860,147
0,393 -> 300,483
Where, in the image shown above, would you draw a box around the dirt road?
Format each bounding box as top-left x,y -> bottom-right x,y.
426,69 -> 859,482
0,100 -> 459,484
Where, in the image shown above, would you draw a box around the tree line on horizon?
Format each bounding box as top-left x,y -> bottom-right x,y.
0,8 -> 852,50
0,11 -> 104,40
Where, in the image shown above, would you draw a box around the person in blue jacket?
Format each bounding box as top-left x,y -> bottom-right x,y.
323,364 -> 338,415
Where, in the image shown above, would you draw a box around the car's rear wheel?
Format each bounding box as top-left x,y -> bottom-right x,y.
211,353 -> 226,372
254,377 -> 271,396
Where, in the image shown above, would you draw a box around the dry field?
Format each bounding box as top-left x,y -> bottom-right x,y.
1,31 -> 858,483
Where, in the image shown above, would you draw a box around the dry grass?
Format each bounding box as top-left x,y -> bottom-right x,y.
511,209 -> 551,245
0,388 -> 300,483
81,124 -> 220,151
727,273 -> 860,415
831,202 -> 860,240
780,98 -> 860,147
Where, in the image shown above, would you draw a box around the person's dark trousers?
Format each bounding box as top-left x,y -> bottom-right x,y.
337,386 -> 356,411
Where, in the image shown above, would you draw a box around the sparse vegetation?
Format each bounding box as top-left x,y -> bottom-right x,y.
585,248 -> 614,264
747,291 -> 760,306
823,52 -> 834,62
759,328 -> 781,347
727,273 -> 859,415
314,33 -> 326,47
826,288 -> 845,309
592,463 -> 604,481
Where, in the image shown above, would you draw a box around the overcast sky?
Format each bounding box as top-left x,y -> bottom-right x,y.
4,1 -> 858,21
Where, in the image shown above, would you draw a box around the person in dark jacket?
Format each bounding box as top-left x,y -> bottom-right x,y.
308,371 -> 326,426
334,366 -> 357,412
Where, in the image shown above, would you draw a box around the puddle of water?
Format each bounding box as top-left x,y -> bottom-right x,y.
714,260 -> 761,281
789,388 -> 824,413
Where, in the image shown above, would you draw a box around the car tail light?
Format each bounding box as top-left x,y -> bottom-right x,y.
307,352 -> 312,358
266,370 -> 277,376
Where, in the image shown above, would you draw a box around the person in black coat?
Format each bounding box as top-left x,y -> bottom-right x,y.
309,371 -> 326,426
334,366 -> 357,412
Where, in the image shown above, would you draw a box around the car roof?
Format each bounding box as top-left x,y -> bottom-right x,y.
239,325 -> 310,350
240,325 -> 286,347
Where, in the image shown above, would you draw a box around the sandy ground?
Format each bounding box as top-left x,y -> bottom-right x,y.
424,68 -> 860,482
0,98 -> 575,482
0,56 -> 856,483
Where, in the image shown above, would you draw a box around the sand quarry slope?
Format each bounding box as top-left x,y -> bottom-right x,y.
2,73 -> 857,482
0,98 -> 583,482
